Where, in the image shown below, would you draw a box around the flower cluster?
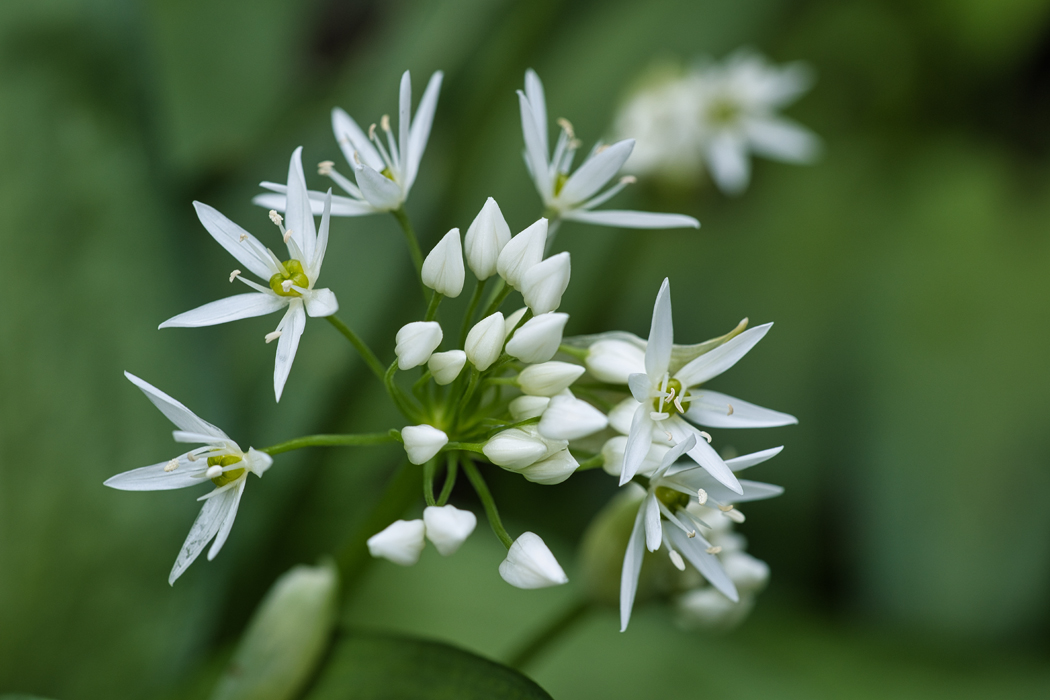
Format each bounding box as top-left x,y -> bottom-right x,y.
614,50 -> 819,194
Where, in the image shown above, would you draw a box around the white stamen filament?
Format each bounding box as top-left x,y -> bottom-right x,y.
283,229 -> 293,244
229,269 -> 241,283
164,459 -> 179,472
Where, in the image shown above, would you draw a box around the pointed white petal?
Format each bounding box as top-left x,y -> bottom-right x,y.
643,492 -> 662,552
285,146 -> 316,263
744,116 -> 821,163
620,404 -> 654,486
192,202 -> 276,279
666,417 -> 742,494
666,468 -> 783,504
560,208 -> 699,229
627,373 -> 651,403
159,293 -> 285,329
355,165 -> 404,210
303,288 -> 338,317
558,140 -> 633,205
524,69 -> 548,156
168,485 -> 240,584
254,186 -> 377,217
517,91 -> 551,200
207,478 -> 246,560
668,527 -> 738,602
312,189 -> 332,275
273,301 -> 307,402
124,372 -> 228,438
726,445 -> 784,472
398,71 -> 411,180
706,134 -> 751,195
620,498 -> 647,632
645,278 -> 673,379
686,390 -> 797,429
406,71 -> 443,188
332,107 -> 383,171
674,323 -> 772,388
104,459 -> 207,491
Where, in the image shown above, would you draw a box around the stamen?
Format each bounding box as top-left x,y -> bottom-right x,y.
368,123 -> 377,140
697,488 -> 708,505
725,509 -> 745,524
268,210 -> 283,226
699,431 -> 712,444
265,248 -> 289,275
229,269 -> 241,283
664,430 -> 674,441
556,117 -> 575,138
164,458 -> 179,472
687,530 -> 696,538
265,330 -> 283,343
718,504 -> 734,512
318,161 -> 334,176
205,465 -> 223,479
727,404 -> 734,416
706,545 -> 723,555
380,114 -> 391,132
283,229 -> 293,244
673,395 -> 685,413
187,452 -> 197,462
239,233 -> 248,242
353,151 -> 362,165
651,411 -> 669,421
668,550 -> 686,571
595,144 -> 609,154
620,175 -> 637,185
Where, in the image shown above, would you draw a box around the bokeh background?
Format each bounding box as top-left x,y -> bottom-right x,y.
3,0 -> 1050,697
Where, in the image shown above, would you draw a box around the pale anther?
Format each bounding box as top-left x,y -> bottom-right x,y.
164,459 -> 179,472
556,117 -> 575,138
318,160 -> 334,176
205,465 -> 223,479
727,404 -> 735,416
265,330 -> 283,343
239,234 -> 248,242
699,431 -> 713,443
718,504 -> 734,512
268,210 -> 283,226
229,269 -> 241,283
726,509 -> 745,524
668,550 -> 686,571
380,114 -> 390,132
187,453 -> 197,462
281,279 -> 294,292
283,229 -> 293,243
595,143 -> 609,154
687,530 -> 696,538
368,123 -> 377,139
697,488 -> 708,505
706,545 -> 722,555
352,151 -> 362,165
673,395 -> 685,413
620,175 -> 637,184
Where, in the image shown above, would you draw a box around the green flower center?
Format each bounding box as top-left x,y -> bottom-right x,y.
381,167 -> 396,181
652,377 -> 690,415
707,99 -> 741,126
655,486 -> 690,510
553,171 -> 569,197
269,259 -> 309,297
208,454 -> 244,487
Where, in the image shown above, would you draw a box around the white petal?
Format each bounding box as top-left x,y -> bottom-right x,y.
160,293 -> 285,329
303,288 -> 339,318
558,140 -> 633,205
744,116 -> 820,163
517,91 -> 551,200
273,301 -> 306,402
124,372 -> 228,438
674,323 -> 772,388
253,186 -> 376,217
686,390 -> 796,429
726,445 -> 784,472
585,339 -> 645,383
284,146 -> 316,263
499,532 -> 568,589
423,504 -> 476,556
192,201 -> 276,279
406,71 -> 443,188
168,485 -> 241,584
643,492 -> 662,552
207,477 -> 247,560
560,208 -> 700,229
520,251 -> 570,315
496,218 -> 547,289
706,134 -> 751,195
524,69 -> 548,156
666,417 -> 742,494
312,189 -> 332,274
356,165 -> 404,211
645,278 -> 673,379
332,107 -> 383,171
621,404 -> 654,486
401,424 -> 449,465
627,373 -> 651,404
104,459 -> 207,491
537,394 -> 608,441
620,497 -> 647,632
398,71 -> 411,180
421,228 -> 465,298
668,527 -> 739,602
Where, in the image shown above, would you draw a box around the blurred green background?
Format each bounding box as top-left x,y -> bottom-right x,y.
3,0 -> 1050,697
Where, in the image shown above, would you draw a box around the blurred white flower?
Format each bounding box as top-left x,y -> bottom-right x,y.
161,148 -> 337,402
499,532 -> 569,589
255,71 -> 443,216
105,373 -> 273,585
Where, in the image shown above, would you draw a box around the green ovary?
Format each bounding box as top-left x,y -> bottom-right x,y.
269,259 -> 309,297
655,486 -> 690,511
652,377 -> 690,415
707,99 -> 741,125
553,171 -> 569,197
208,454 -> 244,487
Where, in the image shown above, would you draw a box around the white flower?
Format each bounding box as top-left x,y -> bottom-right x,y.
464,312 -> 505,371
619,436 -> 783,631
161,148 -> 338,402
483,425 -> 566,471
499,532 -> 569,589
428,350 -> 466,385
401,425 -> 449,465
614,73 -> 707,181
423,504 -> 477,555
620,278 -> 796,491
395,321 -> 443,370
521,251 -> 570,314
104,373 -> 273,584
538,392 -> 608,441
586,339 -> 646,384
367,519 -> 426,566
518,448 -> 579,485
518,69 -> 699,230
517,361 -> 584,397
505,312 -> 568,363
600,436 -> 668,478
254,71 -> 443,216
691,51 -> 819,195
464,197 -> 511,280
496,218 -> 547,289
421,228 -> 465,297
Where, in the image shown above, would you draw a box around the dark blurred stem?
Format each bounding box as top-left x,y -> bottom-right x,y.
261,430 -> 400,456
391,207 -> 426,299
481,279 -> 512,318
460,278 -> 487,345
424,292 -> 443,321
507,598 -> 592,670
326,315 -> 385,382
436,454 -> 458,506
423,458 -> 437,506
462,459 -> 513,548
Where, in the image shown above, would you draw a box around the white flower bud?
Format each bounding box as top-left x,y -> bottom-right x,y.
395,321 -> 443,370
521,252 -> 570,314
503,307 -> 528,339
423,504 -> 477,556
538,393 -> 608,441
463,197 -> 511,280
496,218 -> 547,289
209,561 -> 338,700
483,426 -> 565,470
367,519 -> 426,566
601,436 -> 669,478
401,424 -> 449,465
586,339 -> 645,384
505,312 -> 568,363
519,448 -> 579,485
607,397 -> 639,434
428,350 -> 466,385
464,312 -> 505,371
508,395 -> 550,421
421,228 -> 465,297
722,552 -> 770,594
499,532 -> 568,589
517,361 -> 585,397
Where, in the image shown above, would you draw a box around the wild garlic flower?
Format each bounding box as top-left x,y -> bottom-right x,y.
518,69 -> 699,230
254,71 -> 443,216
105,373 -> 272,584
500,532 -> 568,589
619,435 -> 783,631
368,505 -> 477,565
161,148 -> 337,402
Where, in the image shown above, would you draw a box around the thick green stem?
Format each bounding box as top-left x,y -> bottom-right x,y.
385,360 -> 421,420
459,278 -> 487,346
261,430 -> 400,456
574,453 -> 605,471
424,292 -> 443,322
391,207 -> 424,275
507,598 -> 592,670
462,459 -> 513,549
436,454 -> 458,506
326,316 -> 385,382
557,343 -> 588,360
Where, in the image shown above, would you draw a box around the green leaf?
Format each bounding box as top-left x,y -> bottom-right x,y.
304,633 -> 553,700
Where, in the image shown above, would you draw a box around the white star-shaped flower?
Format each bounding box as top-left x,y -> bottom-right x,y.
161,147 -> 338,401
517,69 -> 699,230
254,71 -> 442,216
105,372 -> 273,584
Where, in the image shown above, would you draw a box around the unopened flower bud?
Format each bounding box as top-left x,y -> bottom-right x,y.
367,519 -> 426,566
423,504 -> 477,556
504,307 -> 528,338
519,448 -> 579,485
601,436 -> 668,478
483,426 -> 565,470
521,252 -> 570,314
499,532 -> 568,589
421,228 -> 465,297
464,197 -> 511,280
395,321 -> 442,369
464,312 -> 505,371
508,395 -> 550,421
538,393 -> 608,440
428,350 -> 466,385
586,339 -> 645,384
496,218 -> 547,289
517,361 -> 585,397
401,424 -> 448,465
505,312 -> 568,363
